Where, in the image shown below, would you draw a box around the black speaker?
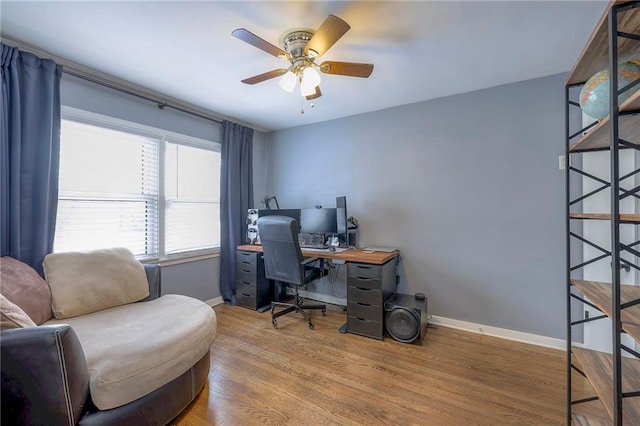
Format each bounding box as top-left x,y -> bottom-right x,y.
246,208 -> 301,244
384,293 -> 428,345
246,209 -> 260,244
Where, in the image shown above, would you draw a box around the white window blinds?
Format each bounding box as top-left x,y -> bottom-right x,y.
55,112 -> 221,259
55,120 -> 160,256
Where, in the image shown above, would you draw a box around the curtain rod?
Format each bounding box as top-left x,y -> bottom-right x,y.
2,36 -> 234,127
63,69 -> 222,125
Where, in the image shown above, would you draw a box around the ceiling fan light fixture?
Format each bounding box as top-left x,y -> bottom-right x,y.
233,15 -> 373,106
302,66 -> 321,87
300,81 -> 317,97
278,70 -> 297,92
300,68 -> 320,97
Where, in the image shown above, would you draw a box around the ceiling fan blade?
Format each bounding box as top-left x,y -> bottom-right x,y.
305,86 -> 322,100
319,61 -> 374,78
241,69 -> 288,85
304,15 -> 350,57
232,28 -> 290,60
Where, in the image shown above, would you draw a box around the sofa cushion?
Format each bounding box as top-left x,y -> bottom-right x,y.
45,294 -> 216,410
0,294 -> 37,329
0,257 -> 53,324
43,248 -> 149,319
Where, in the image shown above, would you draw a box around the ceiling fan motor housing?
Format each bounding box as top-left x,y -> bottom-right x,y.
283,30 -> 315,59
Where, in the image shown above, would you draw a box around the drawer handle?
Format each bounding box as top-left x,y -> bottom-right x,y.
240,281 -> 251,285
356,317 -> 371,323
242,269 -> 251,273
356,265 -> 371,270
241,261 -> 251,265
356,276 -> 373,281
357,302 -> 371,307
356,287 -> 373,292
241,293 -> 251,297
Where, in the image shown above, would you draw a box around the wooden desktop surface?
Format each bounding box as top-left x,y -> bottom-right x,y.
236,244 -> 399,265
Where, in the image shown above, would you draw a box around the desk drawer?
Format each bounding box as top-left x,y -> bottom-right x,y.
236,265 -> 257,283
236,250 -> 257,266
347,275 -> 381,290
348,286 -> 382,305
347,316 -> 383,340
236,292 -> 257,310
348,301 -> 382,322
236,280 -> 256,297
348,263 -> 382,279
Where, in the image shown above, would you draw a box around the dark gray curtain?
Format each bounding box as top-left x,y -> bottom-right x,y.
220,120 -> 254,303
0,43 -> 62,275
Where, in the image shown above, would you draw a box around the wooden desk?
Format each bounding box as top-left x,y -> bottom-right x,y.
236,244 -> 399,265
236,244 -> 400,340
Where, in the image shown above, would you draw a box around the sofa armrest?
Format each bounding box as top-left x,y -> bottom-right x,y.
1,325 -> 89,425
140,263 -> 161,302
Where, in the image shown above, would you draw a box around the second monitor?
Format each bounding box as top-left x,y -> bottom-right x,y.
300,208 -> 337,234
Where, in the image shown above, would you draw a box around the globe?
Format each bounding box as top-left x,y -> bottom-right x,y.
579,61 -> 640,119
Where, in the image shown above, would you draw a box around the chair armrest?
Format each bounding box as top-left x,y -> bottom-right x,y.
301,257 -> 322,283
301,257 -> 319,266
1,325 -> 89,425
140,263 -> 161,302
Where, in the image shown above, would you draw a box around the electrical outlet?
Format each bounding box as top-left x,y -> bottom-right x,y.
559,155 -> 566,170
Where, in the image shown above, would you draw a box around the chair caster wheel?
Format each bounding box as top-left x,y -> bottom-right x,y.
321,307 -> 326,315
308,322 -> 314,330
272,319 -> 277,328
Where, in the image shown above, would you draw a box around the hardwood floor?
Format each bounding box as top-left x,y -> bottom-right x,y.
173,303 -> 566,425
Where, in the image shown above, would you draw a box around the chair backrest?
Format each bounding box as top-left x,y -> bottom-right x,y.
257,216 -> 304,285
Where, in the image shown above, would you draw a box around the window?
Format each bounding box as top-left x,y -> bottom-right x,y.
165,141 -> 220,255
54,109 -> 221,259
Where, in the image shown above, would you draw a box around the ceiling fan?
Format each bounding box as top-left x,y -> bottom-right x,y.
232,15 -> 374,101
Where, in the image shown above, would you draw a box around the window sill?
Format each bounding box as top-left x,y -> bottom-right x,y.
140,249 -> 220,267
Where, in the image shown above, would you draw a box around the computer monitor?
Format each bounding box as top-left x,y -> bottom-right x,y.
300,208 -> 337,234
336,196 -> 348,243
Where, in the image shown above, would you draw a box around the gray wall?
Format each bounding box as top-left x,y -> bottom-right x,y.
62,74 -> 218,141
264,73 -> 568,339
160,258 -> 219,301
61,74 -> 267,302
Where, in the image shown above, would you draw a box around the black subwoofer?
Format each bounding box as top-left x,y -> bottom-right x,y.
384,293 -> 428,345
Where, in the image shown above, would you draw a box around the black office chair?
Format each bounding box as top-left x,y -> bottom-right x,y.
257,216 -> 326,329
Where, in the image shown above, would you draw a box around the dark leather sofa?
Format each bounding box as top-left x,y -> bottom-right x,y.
1,265 -> 211,425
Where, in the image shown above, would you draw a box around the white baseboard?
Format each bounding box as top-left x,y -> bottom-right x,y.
206,296 -> 224,307
227,287 -> 564,350
429,315 -> 566,351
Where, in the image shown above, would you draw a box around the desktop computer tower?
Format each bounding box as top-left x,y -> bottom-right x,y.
384,293 -> 428,345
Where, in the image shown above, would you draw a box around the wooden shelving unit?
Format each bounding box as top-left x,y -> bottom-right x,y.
572,400 -> 615,426
565,1 -> 640,424
572,280 -> 640,341
566,1 -> 640,85
569,213 -> 640,223
569,90 -> 640,153
573,348 -> 640,422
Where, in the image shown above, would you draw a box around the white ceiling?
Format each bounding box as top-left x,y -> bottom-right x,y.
1,1 -> 607,132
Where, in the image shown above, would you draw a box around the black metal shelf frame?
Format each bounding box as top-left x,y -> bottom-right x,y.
565,2 -> 640,424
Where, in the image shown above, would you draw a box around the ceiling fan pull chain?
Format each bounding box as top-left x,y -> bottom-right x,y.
300,96 -> 304,114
